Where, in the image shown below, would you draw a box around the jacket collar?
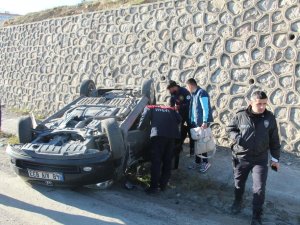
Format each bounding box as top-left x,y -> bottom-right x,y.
246,106 -> 267,118
192,87 -> 201,95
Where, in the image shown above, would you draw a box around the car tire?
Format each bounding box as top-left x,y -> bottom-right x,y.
18,116 -> 33,143
102,118 -> 125,160
80,80 -> 96,97
102,118 -> 128,180
141,79 -> 156,105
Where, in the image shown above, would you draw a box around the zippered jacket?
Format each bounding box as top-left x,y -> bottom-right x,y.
226,107 -> 281,162
189,87 -> 213,127
138,105 -> 182,139
169,86 -> 191,121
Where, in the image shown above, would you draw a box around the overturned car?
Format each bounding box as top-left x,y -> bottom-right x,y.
6,79 -> 155,187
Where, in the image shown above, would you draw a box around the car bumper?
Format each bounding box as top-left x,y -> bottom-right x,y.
7,145 -> 116,187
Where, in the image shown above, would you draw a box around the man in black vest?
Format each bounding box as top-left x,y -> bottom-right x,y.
138,105 -> 181,194
226,91 -> 281,225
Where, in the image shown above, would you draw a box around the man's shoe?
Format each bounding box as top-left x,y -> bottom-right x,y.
250,210 -> 263,225
230,200 -> 242,215
160,185 -> 167,192
159,182 -> 169,191
250,218 -> 262,225
199,162 -> 211,173
145,187 -> 160,194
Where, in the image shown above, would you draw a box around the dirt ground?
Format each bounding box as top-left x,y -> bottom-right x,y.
0,142 -> 242,225
0,132 -> 299,225
3,0 -> 159,27
0,109 -> 300,224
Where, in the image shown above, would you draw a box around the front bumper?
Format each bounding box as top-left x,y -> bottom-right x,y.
7,145 -> 116,187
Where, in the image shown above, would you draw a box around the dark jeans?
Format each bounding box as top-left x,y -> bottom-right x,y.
173,139 -> 181,169
173,121 -> 194,169
181,119 -> 194,150
195,153 -> 208,164
233,158 -> 268,212
150,136 -> 175,189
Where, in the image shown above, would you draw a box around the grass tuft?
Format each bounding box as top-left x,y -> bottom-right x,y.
0,131 -> 19,144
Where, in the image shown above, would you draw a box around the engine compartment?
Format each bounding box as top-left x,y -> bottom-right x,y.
20,90 -> 144,156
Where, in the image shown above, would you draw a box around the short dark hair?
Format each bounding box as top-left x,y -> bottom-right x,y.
251,91 -> 268,100
167,80 -> 178,90
186,78 -> 197,86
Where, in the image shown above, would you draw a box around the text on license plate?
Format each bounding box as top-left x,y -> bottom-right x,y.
27,169 -> 64,181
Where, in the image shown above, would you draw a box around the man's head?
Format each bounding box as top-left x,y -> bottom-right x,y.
167,80 -> 179,94
250,91 -> 268,114
185,78 -> 198,93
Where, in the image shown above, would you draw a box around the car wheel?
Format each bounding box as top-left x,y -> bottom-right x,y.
102,118 -> 125,160
102,118 -> 127,178
18,116 -> 33,143
141,79 -> 156,105
80,80 -> 96,97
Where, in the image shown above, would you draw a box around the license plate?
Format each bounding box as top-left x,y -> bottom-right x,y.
27,169 -> 64,181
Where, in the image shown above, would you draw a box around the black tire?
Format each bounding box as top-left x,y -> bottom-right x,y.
80,80 -> 96,97
18,116 -> 33,143
141,79 -> 156,104
102,118 -> 127,179
102,118 -> 126,159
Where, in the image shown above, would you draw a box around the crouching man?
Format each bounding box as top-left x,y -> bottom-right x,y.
138,105 -> 181,194
226,91 -> 281,225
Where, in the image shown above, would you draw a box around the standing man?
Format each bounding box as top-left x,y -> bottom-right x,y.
138,105 -> 181,194
226,91 -> 281,225
167,80 -> 193,168
186,78 -> 213,173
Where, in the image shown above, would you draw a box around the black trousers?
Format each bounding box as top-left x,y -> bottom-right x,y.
173,139 -> 181,170
173,122 -> 194,169
150,136 -> 174,189
233,158 -> 268,212
182,121 -> 194,151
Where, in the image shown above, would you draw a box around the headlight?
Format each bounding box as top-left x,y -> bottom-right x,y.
83,166 -> 93,172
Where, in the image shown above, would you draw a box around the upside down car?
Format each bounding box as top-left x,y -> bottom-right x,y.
6,79 -> 155,188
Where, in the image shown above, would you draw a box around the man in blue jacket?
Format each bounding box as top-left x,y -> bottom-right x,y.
138,105 -> 181,193
167,80 -> 193,168
186,78 -> 213,173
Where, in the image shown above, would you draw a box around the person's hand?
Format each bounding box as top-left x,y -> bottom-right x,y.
175,105 -> 180,111
201,123 -> 208,129
270,161 -> 280,171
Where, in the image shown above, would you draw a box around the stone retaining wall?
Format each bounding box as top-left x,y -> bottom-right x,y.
0,0 -> 299,153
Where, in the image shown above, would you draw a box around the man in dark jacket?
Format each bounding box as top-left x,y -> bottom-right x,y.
138,105 -> 181,193
167,80 -> 193,169
186,78 -> 213,173
226,91 -> 281,225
